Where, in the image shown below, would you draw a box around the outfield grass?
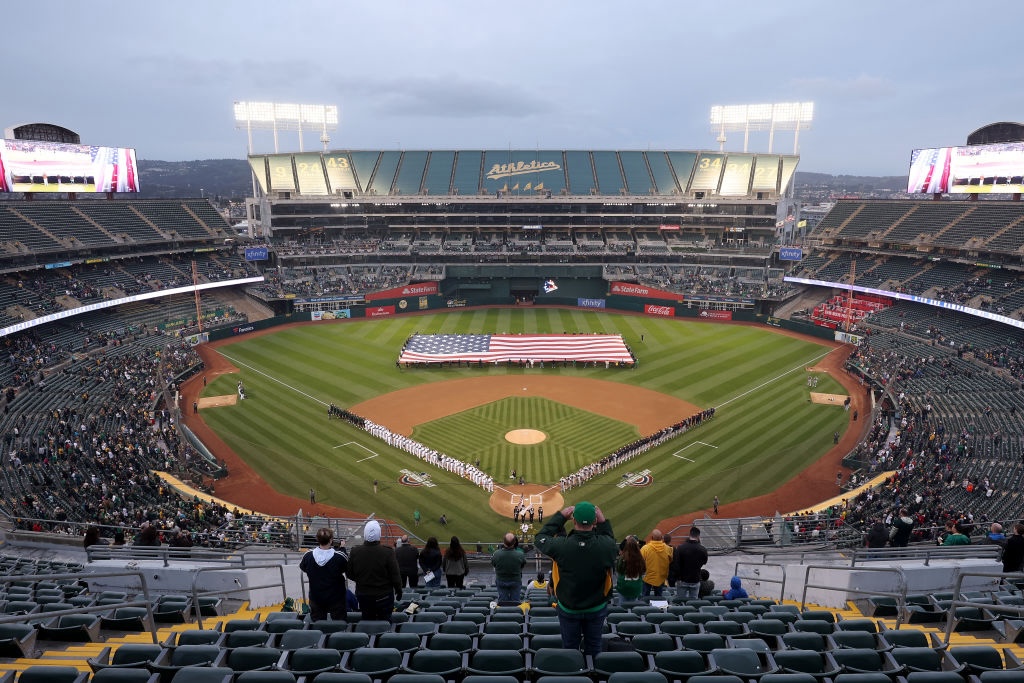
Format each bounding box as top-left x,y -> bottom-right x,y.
200,309 -> 849,541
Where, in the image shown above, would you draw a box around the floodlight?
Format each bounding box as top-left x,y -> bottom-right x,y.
234,101 -> 339,153
233,101 -> 338,129
709,101 -> 814,153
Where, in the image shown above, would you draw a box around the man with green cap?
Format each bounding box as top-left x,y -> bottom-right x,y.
535,501 -> 618,656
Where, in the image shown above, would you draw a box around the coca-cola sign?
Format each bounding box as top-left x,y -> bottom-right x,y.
645,304 -> 674,317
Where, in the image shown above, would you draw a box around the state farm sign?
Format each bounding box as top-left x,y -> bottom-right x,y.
610,281 -> 680,301
365,282 -> 438,302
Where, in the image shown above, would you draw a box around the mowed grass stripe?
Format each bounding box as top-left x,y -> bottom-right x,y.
413,398 -> 638,484
208,310 -> 844,536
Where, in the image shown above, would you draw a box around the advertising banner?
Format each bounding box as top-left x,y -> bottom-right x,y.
244,246 -> 269,261
0,139 -> 140,193
698,310 -> 733,321
311,311 -> 323,321
686,294 -> 755,305
324,309 -> 351,319
779,247 -> 803,261
296,295 -> 363,304
908,142 -> 1024,194
367,305 -> 396,318
644,304 -> 675,317
610,281 -> 682,301
365,282 -> 439,302
578,298 -> 606,308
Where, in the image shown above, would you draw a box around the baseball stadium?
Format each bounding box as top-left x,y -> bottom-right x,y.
1,113 -> 1023,675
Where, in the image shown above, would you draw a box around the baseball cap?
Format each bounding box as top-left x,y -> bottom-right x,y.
573,501 -> 596,525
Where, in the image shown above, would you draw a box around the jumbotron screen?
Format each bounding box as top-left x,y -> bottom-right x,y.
908,141 -> 1024,194
0,139 -> 140,193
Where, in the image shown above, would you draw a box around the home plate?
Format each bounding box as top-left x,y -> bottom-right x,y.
197,394 -> 237,408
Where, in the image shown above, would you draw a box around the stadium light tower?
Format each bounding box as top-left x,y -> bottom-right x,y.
710,101 -> 814,154
233,101 -> 339,154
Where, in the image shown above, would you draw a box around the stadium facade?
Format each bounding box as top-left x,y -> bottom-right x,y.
245,148 -> 798,249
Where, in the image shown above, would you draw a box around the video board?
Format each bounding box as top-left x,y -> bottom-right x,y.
0,139 -> 140,193
908,142 -> 1024,194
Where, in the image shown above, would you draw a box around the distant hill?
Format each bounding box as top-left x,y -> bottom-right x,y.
137,159 -> 252,200
135,158 -> 908,201
795,171 -> 908,197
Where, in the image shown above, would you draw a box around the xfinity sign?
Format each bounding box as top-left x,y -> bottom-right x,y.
779,247 -> 803,261
245,247 -> 269,261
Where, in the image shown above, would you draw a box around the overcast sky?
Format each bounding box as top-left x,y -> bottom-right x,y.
3,1 -> 1019,176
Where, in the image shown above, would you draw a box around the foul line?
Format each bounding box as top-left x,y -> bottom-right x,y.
221,353 -> 378,459
715,348 -> 832,409
219,352 -> 329,406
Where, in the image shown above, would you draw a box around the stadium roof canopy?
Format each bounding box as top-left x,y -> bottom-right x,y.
967,121 -> 1024,146
4,122 -> 80,144
248,149 -> 798,199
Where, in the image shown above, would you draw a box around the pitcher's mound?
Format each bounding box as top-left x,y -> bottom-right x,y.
506,429 -> 547,445
198,394 -> 237,409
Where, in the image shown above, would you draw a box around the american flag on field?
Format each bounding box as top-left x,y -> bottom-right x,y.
398,333 -> 634,364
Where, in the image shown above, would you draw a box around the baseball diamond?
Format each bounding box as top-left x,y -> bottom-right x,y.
186,308 -> 861,538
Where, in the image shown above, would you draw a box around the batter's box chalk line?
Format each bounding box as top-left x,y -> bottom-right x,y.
672,441 -> 719,461
333,441 -> 379,462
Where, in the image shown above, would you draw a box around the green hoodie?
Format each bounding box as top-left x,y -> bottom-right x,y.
535,511 -> 618,613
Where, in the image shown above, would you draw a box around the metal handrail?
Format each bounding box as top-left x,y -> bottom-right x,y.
190,563 -> 288,630
87,545 -> 299,567
0,569 -> 159,643
941,570 -> 1024,643
849,544 -> 1001,566
800,563 -> 907,627
733,560 -> 786,603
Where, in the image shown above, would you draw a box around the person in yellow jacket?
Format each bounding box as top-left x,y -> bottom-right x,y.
640,528 -> 672,597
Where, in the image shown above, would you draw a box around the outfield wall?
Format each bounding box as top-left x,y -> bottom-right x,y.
231,286 -> 766,336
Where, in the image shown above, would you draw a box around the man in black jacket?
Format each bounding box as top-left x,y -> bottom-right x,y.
670,526 -> 708,600
890,508 -> 915,547
395,535 -> 420,588
1003,523 -> 1024,573
347,520 -> 402,620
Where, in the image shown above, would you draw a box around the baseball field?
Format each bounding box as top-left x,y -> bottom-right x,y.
192,308 -> 856,541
